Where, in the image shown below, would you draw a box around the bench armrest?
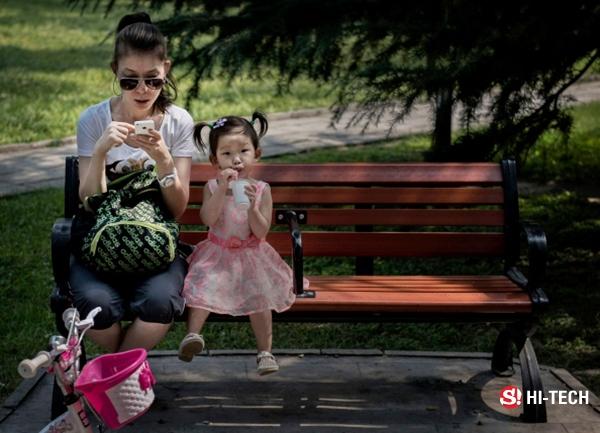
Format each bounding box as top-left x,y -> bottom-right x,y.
275,210 -> 314,298
506,222 -> 549,308
51,218 -> 73,300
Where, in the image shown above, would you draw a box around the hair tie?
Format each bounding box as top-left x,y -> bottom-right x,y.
211,118 -> 226,129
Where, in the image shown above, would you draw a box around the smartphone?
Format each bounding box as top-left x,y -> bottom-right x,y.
134,120 -> 155,135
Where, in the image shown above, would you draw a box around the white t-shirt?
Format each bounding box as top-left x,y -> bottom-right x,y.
77,99 -> 195,180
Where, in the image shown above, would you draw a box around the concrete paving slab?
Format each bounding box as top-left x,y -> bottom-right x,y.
1,351 -> 599,433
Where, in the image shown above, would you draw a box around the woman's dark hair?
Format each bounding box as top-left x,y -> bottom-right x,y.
111,12 -> 177,113
194,112 -> 269,157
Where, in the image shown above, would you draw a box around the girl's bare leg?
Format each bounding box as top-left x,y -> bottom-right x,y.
249,310 -> 273,352
186,308 -> 211,334
178,308 -> 211,362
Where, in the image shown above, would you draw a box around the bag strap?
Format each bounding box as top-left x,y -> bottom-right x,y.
108,168 -> 157,192
83,169 -> 159,213
120,187 -> 164,209
83,191 -> 112,213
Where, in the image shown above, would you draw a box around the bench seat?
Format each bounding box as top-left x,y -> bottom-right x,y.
289,275 -> 530,314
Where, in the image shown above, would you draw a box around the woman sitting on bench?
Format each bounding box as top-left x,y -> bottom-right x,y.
70,12 -> 194,353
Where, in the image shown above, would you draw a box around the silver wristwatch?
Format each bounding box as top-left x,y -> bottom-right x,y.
158,169 -> 177,188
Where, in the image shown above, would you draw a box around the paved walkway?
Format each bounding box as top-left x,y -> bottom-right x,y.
1,351 -> 599,432
1,80 -> 600,197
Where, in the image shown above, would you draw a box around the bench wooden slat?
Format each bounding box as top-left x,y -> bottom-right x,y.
271,187 -> 505,204
299,275 -> 522,291
302,209 -> 505,226
287,232 -> 505,257
290,277 -> 531,313
179,208 -> 505,226
190,163 -> 503,185
188,188 -> 202,204
189,186 -> 505,205
180,232 -> 505,257
290,294 -> 532,313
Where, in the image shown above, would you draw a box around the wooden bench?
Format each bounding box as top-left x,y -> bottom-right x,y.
51,157 -> 549,422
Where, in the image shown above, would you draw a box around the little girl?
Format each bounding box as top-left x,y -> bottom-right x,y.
178,112 -> 305,375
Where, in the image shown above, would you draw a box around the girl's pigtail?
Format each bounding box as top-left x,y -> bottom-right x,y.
251,111 -> 269,139
193,122 -> 211,154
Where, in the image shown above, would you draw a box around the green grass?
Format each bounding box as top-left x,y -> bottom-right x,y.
0,189 -> 63,399
522,102 -> 600,183
0,0 -> 335,145
520,191 -> 600,373
268,134 -> 430,163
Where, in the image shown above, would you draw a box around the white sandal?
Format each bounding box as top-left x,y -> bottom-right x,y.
256,351 -> 279,375
178,333 -> 205,362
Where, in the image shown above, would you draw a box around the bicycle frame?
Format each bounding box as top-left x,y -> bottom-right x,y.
19,307 -> 103,433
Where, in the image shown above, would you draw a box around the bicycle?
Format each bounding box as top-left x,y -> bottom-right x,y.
18,307 -> 156,432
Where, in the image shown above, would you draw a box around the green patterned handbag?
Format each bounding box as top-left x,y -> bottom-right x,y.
76,169 -> 179,275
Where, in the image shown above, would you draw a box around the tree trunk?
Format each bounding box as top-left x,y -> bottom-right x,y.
430,86 -> 453,160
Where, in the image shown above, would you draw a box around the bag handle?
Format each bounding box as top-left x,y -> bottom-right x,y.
108,169 -> 156,191
82,169 -> 160,212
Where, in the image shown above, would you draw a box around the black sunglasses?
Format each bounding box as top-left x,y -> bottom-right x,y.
118,77 -> 166,91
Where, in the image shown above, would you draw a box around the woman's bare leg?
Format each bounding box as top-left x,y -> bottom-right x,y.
119,319 -> 171,351
88,323 -> 122,353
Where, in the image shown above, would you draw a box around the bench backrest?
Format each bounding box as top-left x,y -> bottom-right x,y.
63,158 -> 520,271
179,161 -> 520,269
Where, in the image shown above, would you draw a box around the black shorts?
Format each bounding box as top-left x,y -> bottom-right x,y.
69,256 -> 187,329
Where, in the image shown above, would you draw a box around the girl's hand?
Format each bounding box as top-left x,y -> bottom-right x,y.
217,168 -> 238,189
95,121 -> 136,156
127,129 -> 171,165
245,183 -> 259,210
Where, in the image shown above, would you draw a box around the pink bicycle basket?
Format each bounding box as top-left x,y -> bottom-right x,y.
75,348 -> 156,429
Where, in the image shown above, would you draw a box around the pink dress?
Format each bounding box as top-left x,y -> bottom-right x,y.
183,179 -> 305,315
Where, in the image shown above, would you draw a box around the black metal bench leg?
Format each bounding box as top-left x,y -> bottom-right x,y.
492,327 -> 515,377
491,323 -> 547,423
518,338 -> 547,423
